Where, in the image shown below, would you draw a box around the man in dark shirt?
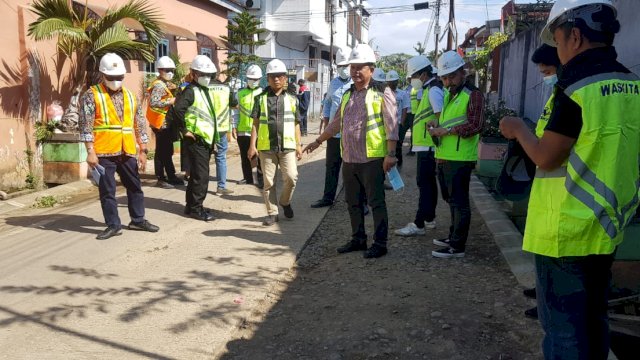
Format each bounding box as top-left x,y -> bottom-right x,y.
248,59 -> 302,226
297,79 -> 310,136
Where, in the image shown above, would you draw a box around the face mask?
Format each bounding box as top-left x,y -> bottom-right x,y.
104,80 -> 122,91
197,76 -> 211,87
410,78 -> 423,90
163,72 -> 174,81
338,66 -> 350,79
247,79 -> 259,89
543,74 -> 558,87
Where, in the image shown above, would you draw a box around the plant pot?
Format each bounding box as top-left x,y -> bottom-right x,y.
476,138 -> 508,178
42,133 -> 88,184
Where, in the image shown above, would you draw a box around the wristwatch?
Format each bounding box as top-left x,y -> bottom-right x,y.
386,150 -> 396,157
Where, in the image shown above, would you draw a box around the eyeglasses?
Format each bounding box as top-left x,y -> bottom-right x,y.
104,75 -> 125,81
268,73 -> 286,79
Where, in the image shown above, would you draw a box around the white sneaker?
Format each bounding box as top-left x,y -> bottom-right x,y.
424,220 -> 436,229
394,222 -> 426,236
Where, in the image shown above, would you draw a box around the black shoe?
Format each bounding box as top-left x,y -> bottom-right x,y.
237,179 -> 247,185
384,183 -> 393,191
191,210 -> 214,222
262,215 -> 278,226
364,244 -> 388,258
524,307 -> 538,319
96,226 -> 122,240
337,240 -> 367,254
523,288 -> 537,299
310,198 -> 333,208
432,246 -> 465,258
128,220 -> 160,232
167,177 -> 185,186
406,151 -> 415,156
281,203 -> 294,218
155,180 -> 174,189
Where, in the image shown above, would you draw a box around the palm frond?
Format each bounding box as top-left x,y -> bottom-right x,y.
91,0 -> 163,48
91,23 -> 154,62
28,17 -> 88,41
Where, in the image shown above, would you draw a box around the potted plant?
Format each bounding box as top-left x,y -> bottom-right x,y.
477,99 -> 517,177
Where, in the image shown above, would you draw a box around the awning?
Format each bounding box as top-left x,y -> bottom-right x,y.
73,1 -> 197,41
196,33 -> 235,51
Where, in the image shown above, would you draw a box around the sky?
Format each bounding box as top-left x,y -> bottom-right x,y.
367,0 -> 518,56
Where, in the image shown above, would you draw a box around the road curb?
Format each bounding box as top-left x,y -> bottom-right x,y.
469,175 -> 535,288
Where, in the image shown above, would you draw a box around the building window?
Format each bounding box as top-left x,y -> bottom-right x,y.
145,39 -> 169,73
201,47 -> 213,59
325,0 -> 332,23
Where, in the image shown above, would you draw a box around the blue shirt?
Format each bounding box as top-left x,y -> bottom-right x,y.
394,88 -> 410,125
322,76 -> 353,138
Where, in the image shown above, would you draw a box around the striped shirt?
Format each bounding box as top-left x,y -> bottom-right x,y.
325,84 -> 398,163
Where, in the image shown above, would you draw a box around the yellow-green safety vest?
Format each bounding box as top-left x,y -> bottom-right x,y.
209,83 -> 231,133
410,87 -> 419,114
524,71 -> 640,257
237,87 -> 262,133
535,90 -> 555,138
436,87 -> 478,161
412,86 -> 437,147
184,86 -> 218,145
340,87 -> 387,158
257,92 -> 297,151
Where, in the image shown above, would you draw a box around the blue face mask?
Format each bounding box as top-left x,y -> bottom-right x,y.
543,74 -> 558,87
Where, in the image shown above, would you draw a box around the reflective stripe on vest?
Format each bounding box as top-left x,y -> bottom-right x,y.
257,92 -> 297,151
146,79 -> 173,129
339,87 -> 387,158
209,84 -> 231,133
435,87 -> 478,161
410,87 -> 419,114
523,71 -> 640,257
185,87 -> 217,145
91,84 -> 137,156
238,87 -> 262,132
412,86 -> 437,147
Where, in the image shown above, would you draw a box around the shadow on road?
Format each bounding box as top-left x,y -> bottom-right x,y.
3,214 -> 105,235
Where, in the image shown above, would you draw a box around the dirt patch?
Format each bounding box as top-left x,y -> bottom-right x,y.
220,156 -> 543,360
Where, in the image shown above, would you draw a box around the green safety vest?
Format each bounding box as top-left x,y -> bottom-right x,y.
524,71 -> 640,257
184,86 -> 218,145
237,87 -> 262,133
412,86 -> 438,147
209,83 -> 231,133
340,87 -> 387,158
535,90 -> 555,138
257,92 -> 297,151
410,87 -> 419,114
435,87 -> 478,161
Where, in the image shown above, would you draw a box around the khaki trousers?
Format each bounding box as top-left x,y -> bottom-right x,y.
259,150 -> 298,215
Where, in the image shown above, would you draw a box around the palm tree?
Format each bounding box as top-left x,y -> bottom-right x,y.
221,11 -> 266,81
28,0 -> 162,94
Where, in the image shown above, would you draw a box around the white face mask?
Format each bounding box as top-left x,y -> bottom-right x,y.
104,80 -> 122,91
338,66 -> 350,79
410,78 -> 423,90
247,79 -> 259,89
162,72 -> 174,81
543,74 -> 558,87
197,76 -> 211,87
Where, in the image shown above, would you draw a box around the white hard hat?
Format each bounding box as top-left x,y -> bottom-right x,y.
266,59 -> 287,74
432,66 -> 438,75
540,0 -> 616,46
190,55 -> 217,73
406,55 -> 432,77
246,64 -> 263,79
99,53 -> 126,76
386,70 -> 400,81
349,44 -> 377,64
155,56 -> 176,70
336,47 -> 352,66
437,51 -> 465,77
372,68 -> 386,82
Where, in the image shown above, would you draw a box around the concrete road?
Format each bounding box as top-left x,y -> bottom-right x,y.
0,130 -> 334,359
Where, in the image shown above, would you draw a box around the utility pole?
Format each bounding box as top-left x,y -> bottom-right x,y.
447,0 -> 455,50
329,1 -> 334,79
433,0 -> 441,63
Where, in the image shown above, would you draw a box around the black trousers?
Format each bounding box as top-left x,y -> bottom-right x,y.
397,113 -> 414,166
437,160 -> 474,250
321,137 -> 343,201
98,155 -> 145,229
414,150 -> 438,225
153,128 -> 177,180
237,135 -> 254,184
299,111 -> 308,134
185,137 -> 212,213
343,159 -> 388,247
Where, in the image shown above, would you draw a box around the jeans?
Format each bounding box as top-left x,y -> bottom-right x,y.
215,132 -> 228,189
299,111 -> 308,134
535,253 -> 614,360
414,150 -> 438,225
321,137 -> 343,201
152,128 -> 176,181
185,137 -> 212,213
437,160 -> 474,250
342,159 -> 388,247
98,155 -> 145,229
